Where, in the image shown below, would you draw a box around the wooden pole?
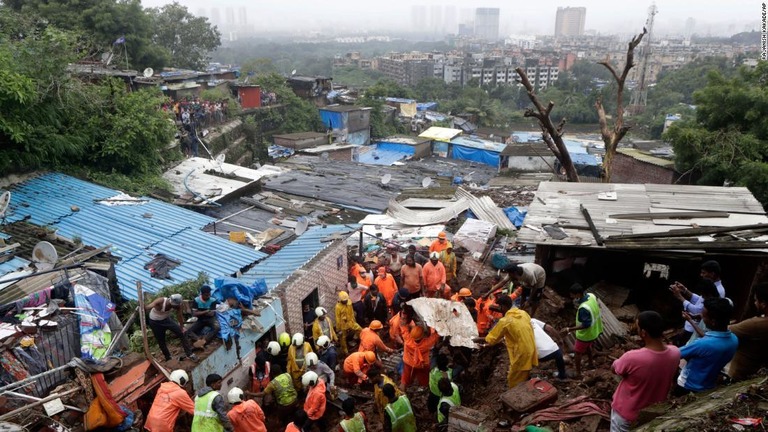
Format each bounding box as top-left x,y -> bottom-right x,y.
136,281 -> 172,380
104,306 -> 139,357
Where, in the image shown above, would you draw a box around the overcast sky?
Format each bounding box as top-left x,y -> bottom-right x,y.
140,0 -> 760,36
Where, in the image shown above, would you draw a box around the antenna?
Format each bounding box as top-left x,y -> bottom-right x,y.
32,241 -> 58,271
381,174 -> 392,185
421,177 -> 432,188
143,67 -> 154,78
294,216 -> 309,236
0,191 -> 10,218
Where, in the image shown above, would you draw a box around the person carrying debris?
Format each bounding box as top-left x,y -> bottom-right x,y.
187,285 -> 220,350
312,307 -> 338,348
226,387 -> 266,432
423,252 -> 449,299
336,291 -> 362,356
339,398 -> 368,432
287,333 -> 314,389
728,283 -> 768,381
364,285 -> 389,327
302,371 -> 327,431
474,295 -> 538,388
401,325 -> 440,389
508,263 -> 547,316
145,370 -> 195,432
400,255 -> 424,299
531,318 -> 568,380
675,297 -> 738,396
374,266 -> 399,309
192,374 -> 233,432
382,383 -> 417,432
343,350 -> 378,384
315,335 -> 338,370
429,232 -> 450,254
371,367 -> 402,422
428,354 -> 453,414
145,293 -> 198,362
389,305 -> 414,347
359,320 -> 395,355
563,283 -> 603,377
610,311 -> 680,432
436,377 -> 461,427
255,365 -> 298,426
439,245 -> 458,291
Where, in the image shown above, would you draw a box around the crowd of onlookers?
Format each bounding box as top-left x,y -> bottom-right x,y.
161,98 -> 231,157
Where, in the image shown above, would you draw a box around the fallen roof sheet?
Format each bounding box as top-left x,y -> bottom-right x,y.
408,297 -> 478,348
239,225 -> 356,291
455,188 -> 516,230
4,173 -> 267,299
0,257 -> 30,276
419,127 -> 462,142
398,198 -> 461,209
386,198 -> 469,226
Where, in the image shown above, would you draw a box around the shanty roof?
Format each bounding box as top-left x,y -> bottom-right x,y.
3,173 -> 267,299
517,182 -> 768,253
0,257 -> 30,276
273,132 -> 328,141
376,135 -> 431,145
419,127 -> 462,142
320,105 -> 370,113
617,148 -> 676,169
239,225 -> 356,291
503,142 -> 553,157
450,136 -> 508,153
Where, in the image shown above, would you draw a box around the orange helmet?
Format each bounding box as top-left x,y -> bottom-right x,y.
458,288 -> 472,297
410,326 -> 425,341
369,320 -> 383,330
364,351 -> 376,363
438,232 -> 447,239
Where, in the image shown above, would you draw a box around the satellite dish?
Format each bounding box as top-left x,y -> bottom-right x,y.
32,241 -> 58,271
421,177 -> 432,188
143,67 -> 154,78
291,69 -> 297,76
215,153 -> 226,168
0,191 -> 10,217
294,217 -> 309,236
381,174 -> 392,185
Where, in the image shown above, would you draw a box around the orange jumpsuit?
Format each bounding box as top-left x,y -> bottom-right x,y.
343,352 -> 372,382
401,329 -> 440,387
304,380 -> 327,420
359,328 -> 389,353
227,400 -> 267,432
374,273 -> 398,306
145,382 -> 195,432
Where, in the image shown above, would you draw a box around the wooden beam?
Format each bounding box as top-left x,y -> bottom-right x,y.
609,211 -> 730,220
580,204 -> 603,246
605,223 -> 768,240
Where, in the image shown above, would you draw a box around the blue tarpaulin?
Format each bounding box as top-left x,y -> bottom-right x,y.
216,308 -> 243,342
212,277 -> 268,307
451,144 -> 500,167
74,283 -> 115,360
385,97 -> 416,104
503,207 -> 527,228
417,102 -> 438,111
320,110 -> 344,129
377,142 -> 416,154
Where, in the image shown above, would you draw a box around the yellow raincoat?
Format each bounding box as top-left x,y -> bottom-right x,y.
312,317 -> 338,344
287,342 -> 314,389
335,301 -> 362,355
485,308 -> 538,388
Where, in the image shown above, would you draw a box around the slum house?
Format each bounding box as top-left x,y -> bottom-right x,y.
517,182 -> 768,322
273,132 -> 330,150
319,105 -> 372,145
374,135 -> 432,159
449,136 -> 510,171
475,127 -> 513,143
298,143 -> 361,162
232,84 -> 261,109
503,141 -> 557,172
419,126 -> 463,157
611,147 -> 680,184
287,76 -> 333,107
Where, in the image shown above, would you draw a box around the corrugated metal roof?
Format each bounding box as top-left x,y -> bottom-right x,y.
4,173 -> 267,299
419,127 -> 462,142
617,148 -> 676,169
240,225 -> 356,291
357,148 -> 411,166
455,188 -> 516,230
0,257 -> 30,276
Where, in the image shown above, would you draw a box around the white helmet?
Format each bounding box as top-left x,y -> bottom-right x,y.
170,369 -> 189,386
302,371 -> 319,388
315,307 -> 327,318
292,333 -> 304,347
305,352 -> 319,367
316,335 -> 330,349
267,341 -> 281,356
227,387 -> 244,404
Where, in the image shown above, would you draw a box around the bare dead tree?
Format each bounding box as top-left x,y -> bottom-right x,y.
515,67 -> 579,182
596,28 -> 647,182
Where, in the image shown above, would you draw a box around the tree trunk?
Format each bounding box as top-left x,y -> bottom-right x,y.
514,67 -> 579,182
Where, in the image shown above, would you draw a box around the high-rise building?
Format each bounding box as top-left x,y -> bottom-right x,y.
554,7 -> 586,37
444,6 -> 457,34
209,8 -> 221,26
684,17 -> 696,38
411,5 -> 427,29
474,8 -> 500,40
429,5 -> 443,35
238,7 -> 247,27
225,7 -> 236,27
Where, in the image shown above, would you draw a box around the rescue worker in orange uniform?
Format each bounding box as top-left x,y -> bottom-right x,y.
302,371 -> 327,430
423,252 -> 450,298
451,288 -> 473,302
401,326 -> 440,389
359,320 -> 395,355
285,410 -> 307,432
388,306 -> 414,347
429,232 -> 451,254
226,387 -> 267,432
343,351 -> 378,384
374,266 -> 399,308
145,370 -> 195,432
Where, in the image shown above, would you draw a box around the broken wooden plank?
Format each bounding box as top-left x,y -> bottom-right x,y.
609,211 -> 730,220
580,204 -> 604,246
605,223 -> 768,240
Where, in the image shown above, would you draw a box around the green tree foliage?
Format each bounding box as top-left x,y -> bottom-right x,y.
241,58 -> 278,77
667,62 -> 768,207
253,73 -> 323,133
147,2 -> 221,70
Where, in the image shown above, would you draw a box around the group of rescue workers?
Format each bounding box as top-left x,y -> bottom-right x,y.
140,233 -> 608,432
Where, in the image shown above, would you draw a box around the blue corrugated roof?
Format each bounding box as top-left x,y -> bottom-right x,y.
5,173 -> 267,299
0,233 -> 10,241
240,225 -> 355,291
0,257 -> 30,276
357,148 -> 411,166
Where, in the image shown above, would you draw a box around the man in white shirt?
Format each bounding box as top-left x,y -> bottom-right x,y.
531,318 -> 567,380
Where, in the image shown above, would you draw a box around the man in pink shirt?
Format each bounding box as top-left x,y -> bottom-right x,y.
610,311 -> 680,432
422,252 -> 448,298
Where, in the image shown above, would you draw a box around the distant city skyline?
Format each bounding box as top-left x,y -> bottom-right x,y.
141,0 -> 760,37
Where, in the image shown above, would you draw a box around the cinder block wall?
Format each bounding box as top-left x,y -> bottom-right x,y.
276,239 -> 349,335
612,153 -> 676,184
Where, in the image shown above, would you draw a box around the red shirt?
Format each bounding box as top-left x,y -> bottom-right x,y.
611,346 -> 681,421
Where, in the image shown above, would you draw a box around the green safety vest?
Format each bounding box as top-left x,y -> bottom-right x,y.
575,293 -> 603,342
385,395 -> 416,432
273,373 -> 298,406
428,367 -> 453,396
340,412 -> 366,432
192,391 -> 223,432
437,382 -> 461,423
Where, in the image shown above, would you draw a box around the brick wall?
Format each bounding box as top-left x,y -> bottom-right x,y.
328,148 -> 353,161
612,153 -> 676,184
275,239 -> 349,335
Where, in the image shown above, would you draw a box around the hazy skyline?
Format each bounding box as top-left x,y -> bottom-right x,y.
140,0 -> 760,37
